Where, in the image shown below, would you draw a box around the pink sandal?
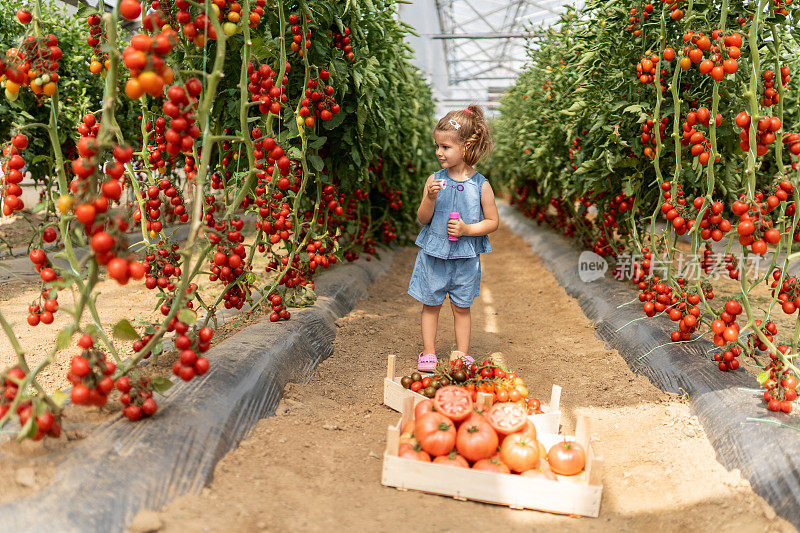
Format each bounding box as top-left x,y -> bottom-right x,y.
417,352 -> 438,372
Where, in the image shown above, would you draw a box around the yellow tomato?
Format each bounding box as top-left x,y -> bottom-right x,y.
223,22 -> 238,36
56,195 -> 74,213
516,385 -> 529,399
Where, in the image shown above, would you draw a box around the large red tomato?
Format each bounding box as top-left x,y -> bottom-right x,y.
521,459 -> 557,481
398,443 -> 430,462
500,433 -> 540,473
486,402 -> 527,435
433,386 -> 473,421
455,414 -> 499,462
547,441 -> 586,475
415,412 -> 456,456
472,455 -> 510,474
432,451 -> 469,468
415,399 -> 436,420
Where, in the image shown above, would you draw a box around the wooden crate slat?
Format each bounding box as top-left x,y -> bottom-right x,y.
382,454 -> 602,517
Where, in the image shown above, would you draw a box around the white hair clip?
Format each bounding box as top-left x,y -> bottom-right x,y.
448,119 -> 461,130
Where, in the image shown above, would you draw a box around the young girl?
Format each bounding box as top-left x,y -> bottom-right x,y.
408,105 -> 499,372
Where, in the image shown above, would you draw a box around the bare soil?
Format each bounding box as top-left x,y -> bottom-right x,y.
137,224 -> 794,533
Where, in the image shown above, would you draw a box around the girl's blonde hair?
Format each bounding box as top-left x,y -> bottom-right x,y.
434,104 -> 493,167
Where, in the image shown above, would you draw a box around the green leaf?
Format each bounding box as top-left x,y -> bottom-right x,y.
56,327 -> 73,351
152,376 -> 174,394
309,153 -> 324,172
757,370 -> 770,385
178,308 -> 198,325
112,319 -> 140,340
51,390 -> 68,408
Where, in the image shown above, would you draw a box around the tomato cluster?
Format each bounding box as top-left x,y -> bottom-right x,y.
710,300 -> 743,347
117,375 -> 159,421
770,269 -> 800,315
640,116 -> 668,159
162,79 -> 202,155
762,349 -> 797,414
288,13 -> 311,55
713,345 -> 742,372
0,366 -> 26,419
123,31 -> 176,99
626,5 -> 653,37
171,322 -> 211,382
142,241 -> 183,291
2,366 -> 62,440
1,134 -> 29,215
736,112 -> 782,157
680,30 -> 740,81
68,337 -> 117,408
332,27 -> 355,63
1,34 -> 62,100
246,61 -> 288,116
731,185 -> 789,256
300,76 -> 340,128
696,200 -> 731,242
400,386 -> 585,478
86,13 -> 110,75
761,67 -> 790,107
208,217 -> 251,310
27,288 -> 59,327
682,108 -> 723,165
660,0 -> 684,20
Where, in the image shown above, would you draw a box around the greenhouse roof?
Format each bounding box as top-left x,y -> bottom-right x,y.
399,0 -> 585,116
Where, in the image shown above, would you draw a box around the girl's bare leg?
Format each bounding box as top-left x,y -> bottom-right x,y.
451,302 -> 471,355
421,304 -> 442,355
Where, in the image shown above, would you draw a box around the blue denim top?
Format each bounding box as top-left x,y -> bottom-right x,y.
415,169 -> 492,259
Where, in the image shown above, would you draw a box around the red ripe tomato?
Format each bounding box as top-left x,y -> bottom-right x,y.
527,398 -> 542,411
410,381 -> 423,392
142,398 -> 158,416
472,455 -> 510,474
486,402 -> 527,435
414,398 -> 436,421
42,227 -> 57,243
415,412 -> 456,457
107,257 -> 130,283
547,441 -> 586,475
500,433 -> 540,473
124,404 -> 143,421
432,451 -> 469,468
421,376 -> 431,388
398,444 -> 430,462
198,326 -> 214,343
71,384 -> 90,405
71,356 -> 90,377
433,386 -> 473,422
194,357 -> 210,375
455,414 -> 498,462
521,459 -> 558,481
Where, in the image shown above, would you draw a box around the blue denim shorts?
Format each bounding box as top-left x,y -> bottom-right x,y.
408,251 -> 481,308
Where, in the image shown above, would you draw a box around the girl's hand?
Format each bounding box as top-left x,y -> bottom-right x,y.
426,178 -> 443,201
447,217 -> 468,238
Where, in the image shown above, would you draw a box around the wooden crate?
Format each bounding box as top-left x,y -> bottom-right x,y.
381,396 -> 603,517
383,354 -> 562,435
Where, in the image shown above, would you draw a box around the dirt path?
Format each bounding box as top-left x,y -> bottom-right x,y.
139,224 -> 794,533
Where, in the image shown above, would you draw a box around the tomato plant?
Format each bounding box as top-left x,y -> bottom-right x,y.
0,0 -> 435,441
489,0 -> 800,418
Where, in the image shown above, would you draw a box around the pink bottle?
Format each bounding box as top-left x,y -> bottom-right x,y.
449,212 -> 460,241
